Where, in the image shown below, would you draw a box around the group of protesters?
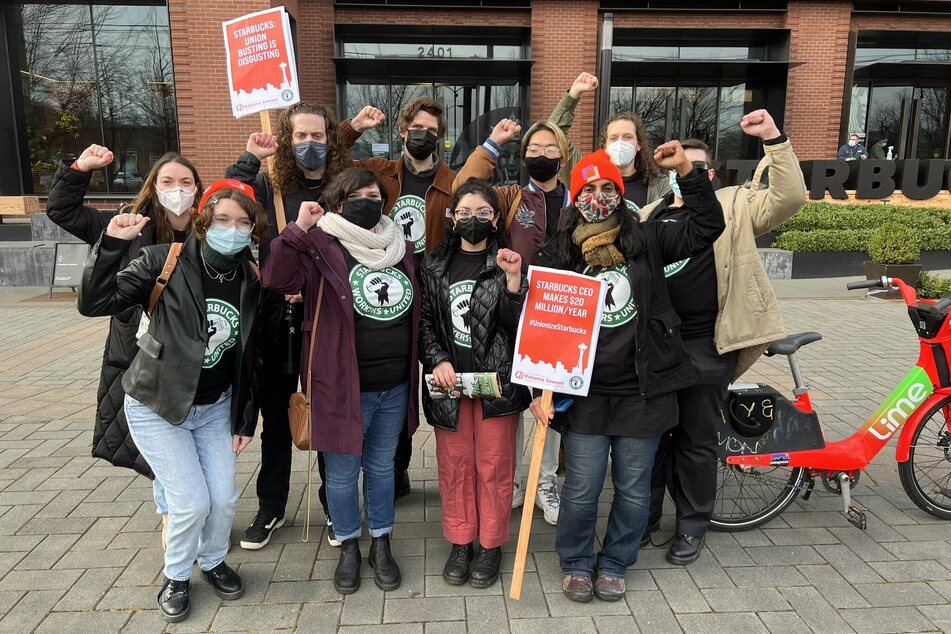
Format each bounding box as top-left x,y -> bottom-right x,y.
47,70 -> 806,623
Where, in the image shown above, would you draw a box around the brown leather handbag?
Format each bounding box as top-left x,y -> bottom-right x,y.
288,277 -> 324,450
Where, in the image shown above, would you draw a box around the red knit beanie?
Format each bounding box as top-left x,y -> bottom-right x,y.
569,150 -> 625,202
198,178 -> 257,212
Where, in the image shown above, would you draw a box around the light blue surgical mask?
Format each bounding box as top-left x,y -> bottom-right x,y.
848,139 -> 857,147
205,224 -> 252,256
668,171 -> 682,199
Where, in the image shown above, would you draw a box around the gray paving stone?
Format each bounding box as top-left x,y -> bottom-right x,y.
757,611 -> 813,634
264,579 -> 340,604
35,609 -> 131,633
545,589 -> 631,617
53,566 -> 123,611
724,564 -> 809,587
744,545 -> 824,566
338,625 -> 422,634
297,601 -> 343,634
465,595 -> 511,634
867,559 -> 951,582
211,603 -> 301,631
652,568 -> 710,613
918,604 -> 951,634
509,617 -> 597,634
813,543 -> 886,584
777,586 -> 857,633
340,584 -> 384,625
676,612 -> 767,633
0,568 -> 82,591
839,606 -> 936,633
423,622 -> 466,634
700,587 -> 790,612
627,589 -> 683,633
120,609 -> 167,633
0,589 -> 65,632
796,564 -> 871,609
501,572 -> 549,619
384,596 -> 465,623
853,581 -> 946,607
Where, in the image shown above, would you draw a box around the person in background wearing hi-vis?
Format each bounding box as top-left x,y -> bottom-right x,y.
46,144 -> 205,551
531,145 -> 724,604
226,102 -> 353,551
77,179 -> 268,623
340,97 -> 457,501
641,111 -> 807,565
418,179 -> 530,589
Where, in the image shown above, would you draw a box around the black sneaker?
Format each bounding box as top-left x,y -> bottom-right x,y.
239,512 -> 285,550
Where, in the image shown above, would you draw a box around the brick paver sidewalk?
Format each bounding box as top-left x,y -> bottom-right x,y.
0,285 -> 949,633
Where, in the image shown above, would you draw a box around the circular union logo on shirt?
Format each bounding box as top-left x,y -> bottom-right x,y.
204,299 -> 240,369
389,195 -> 427,254
660,218 -> 690,277
596,264 -> 636,328
449,280 -> 474,348
349,264 -> 414,321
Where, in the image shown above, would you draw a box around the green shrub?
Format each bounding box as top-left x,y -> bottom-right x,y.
772,229 -> 872,253
775,202 -> 949,234
917,271 -> 951,300
867,223 -> 921,264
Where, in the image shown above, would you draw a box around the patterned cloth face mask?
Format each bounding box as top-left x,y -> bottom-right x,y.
575,191 -> 619,222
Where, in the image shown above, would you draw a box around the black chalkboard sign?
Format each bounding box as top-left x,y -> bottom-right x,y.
50,242 -> 91,298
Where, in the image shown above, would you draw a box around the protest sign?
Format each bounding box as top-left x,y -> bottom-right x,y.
510,266 -> 607,397
222,7 -> 300,118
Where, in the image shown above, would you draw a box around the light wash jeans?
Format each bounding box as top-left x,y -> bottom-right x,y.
323,381 -> 409,542
515,416 -> 561,487
125,390 -> 238,581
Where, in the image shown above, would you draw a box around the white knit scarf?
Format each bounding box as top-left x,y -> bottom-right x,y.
317,212 -> 406,270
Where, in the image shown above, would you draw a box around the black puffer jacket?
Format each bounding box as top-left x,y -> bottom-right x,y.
46,162 -> 158,478
418,242 -> 531,430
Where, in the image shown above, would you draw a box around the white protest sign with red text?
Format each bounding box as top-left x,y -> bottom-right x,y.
511,266 -> 607,397
222,7 -> 300,118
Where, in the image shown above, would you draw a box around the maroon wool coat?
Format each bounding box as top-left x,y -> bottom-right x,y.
262,221 -> 420,457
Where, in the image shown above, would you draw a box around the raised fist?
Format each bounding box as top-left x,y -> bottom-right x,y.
654,141 -> 691,176
568,72 -> 599,99
496,248 -> 522,276
740,109 -> 781,141
247,133 -> 278,160
106,213 -> 149,241
295,201 -> 325,231
489,118 -> 521,147
74,144 -> 114,173
351,105 -> 386,133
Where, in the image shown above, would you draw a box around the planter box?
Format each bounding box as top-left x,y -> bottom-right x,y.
790,251 -> 951,279
865,261 -> 923,299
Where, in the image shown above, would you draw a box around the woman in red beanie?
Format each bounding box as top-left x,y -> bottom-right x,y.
529,142 -> 724,603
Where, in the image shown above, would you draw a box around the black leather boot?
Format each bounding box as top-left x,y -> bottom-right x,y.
157,577 -> 190,623
666,534 -> 704,565
202,562 -> 244,600
368,534 -> 402,591
469,546 -> 502,588
442,542 -> 473,586
334,538 -> 362,594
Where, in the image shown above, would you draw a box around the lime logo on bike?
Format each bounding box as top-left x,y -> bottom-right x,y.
864,366 -> 933,441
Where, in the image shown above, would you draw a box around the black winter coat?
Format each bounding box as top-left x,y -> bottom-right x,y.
78,235 -> 261,436
46,162 -> 158,478
418,243 -> 532,430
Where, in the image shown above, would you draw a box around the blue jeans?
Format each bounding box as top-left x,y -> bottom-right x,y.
125,391 -> 238,581
323,382 -> 409,542
556,430 -> 661,578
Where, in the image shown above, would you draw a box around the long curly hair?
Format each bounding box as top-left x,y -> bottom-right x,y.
433,179 -> 507,260
545,204 -> 646,272
128,152 -> 202,244
271,103 -> 351,194
598,112 -> 661,187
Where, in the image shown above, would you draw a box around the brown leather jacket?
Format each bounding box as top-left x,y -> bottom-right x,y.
340,120 -> 455,252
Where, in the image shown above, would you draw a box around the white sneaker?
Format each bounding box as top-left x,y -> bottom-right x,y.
535,482 -> 560,525
511,481 -> 525,509
327,518 -> 341,547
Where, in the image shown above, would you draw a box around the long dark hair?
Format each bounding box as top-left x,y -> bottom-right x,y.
273,102 -> 351,194
545,205 -> 646,272
433,179 -> 507,260
128,152 -> 202,244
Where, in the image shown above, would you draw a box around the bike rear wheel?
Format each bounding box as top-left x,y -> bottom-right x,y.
711,459 -> 806,531
898,396 -> 951,520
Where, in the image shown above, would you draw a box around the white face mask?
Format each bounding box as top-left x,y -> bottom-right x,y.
606,140 -> 637,167
157,187 -> 197,217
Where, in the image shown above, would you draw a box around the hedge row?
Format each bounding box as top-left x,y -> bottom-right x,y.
774,202 -> 951,234
773,227 -> 951,253
917,271 -> 951,300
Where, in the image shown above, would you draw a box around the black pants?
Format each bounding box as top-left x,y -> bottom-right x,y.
394,416 -> 412,478
648,338 -> 736,536
257,344 -> 328,519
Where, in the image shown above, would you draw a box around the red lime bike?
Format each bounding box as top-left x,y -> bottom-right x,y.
712,276 -> 951,531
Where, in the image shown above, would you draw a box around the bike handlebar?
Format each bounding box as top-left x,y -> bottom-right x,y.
846,279 -> 884,290
847,276 -> 951,313
934,297 -> 951,312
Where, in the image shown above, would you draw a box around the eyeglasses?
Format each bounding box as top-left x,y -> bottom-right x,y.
525,144 -> 562,159
454,207 -> 495,220
691,161 -> 710,171
212,216 -> 254,231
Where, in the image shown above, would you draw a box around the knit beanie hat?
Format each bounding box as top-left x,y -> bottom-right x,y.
569,150 -> 625,202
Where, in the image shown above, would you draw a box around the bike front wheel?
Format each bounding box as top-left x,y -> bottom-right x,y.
711,459 -> 806,531
898,396 -> 951,519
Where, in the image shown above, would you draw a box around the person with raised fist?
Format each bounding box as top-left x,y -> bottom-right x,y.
549,72 -> 670,208
226,102 -> 353,551
77,179 -> 268,623
46,145 -> 204,550
417,179 -> 530,590
262,167 -> 420,597
528,144 -> 724,603
640,110 -> 806,565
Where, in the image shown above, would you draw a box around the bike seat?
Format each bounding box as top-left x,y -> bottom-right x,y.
766,332 -> 822,356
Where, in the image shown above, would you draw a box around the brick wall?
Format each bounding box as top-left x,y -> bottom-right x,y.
531,1 -> 599,154
611,11 -> 785,29
783,0 -> 854,160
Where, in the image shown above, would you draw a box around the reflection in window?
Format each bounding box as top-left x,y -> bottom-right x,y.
634,86 -> 673,149
866,85 -> 913,155
917,86 -> 947,159
613,44 -> 764,62
342,42 -> 523,60
8,2 -> 177,194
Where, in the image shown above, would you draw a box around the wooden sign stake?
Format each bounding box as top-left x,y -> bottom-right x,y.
509,389 -> 553,601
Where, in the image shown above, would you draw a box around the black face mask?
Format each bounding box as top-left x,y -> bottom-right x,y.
405,130 -> 438,161
293,141 -> 328,171
454,217 -> 495,245
524,156 -> 561,183
341,197 -> 384,230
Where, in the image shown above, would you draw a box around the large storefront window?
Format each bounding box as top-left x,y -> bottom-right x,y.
848,32 -> 951,159
4,2 -> 177,194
